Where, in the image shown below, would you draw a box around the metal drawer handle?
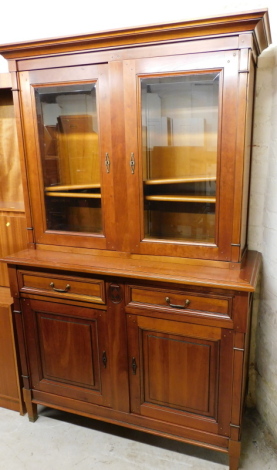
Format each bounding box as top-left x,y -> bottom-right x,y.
165,296 -> 190,309
49,282 -> 70,293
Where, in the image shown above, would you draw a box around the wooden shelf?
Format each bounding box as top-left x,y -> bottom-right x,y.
45,183 -> 101,191
144,176 -> 216,185
45,192 -> 101,199
145,195 -> 216,203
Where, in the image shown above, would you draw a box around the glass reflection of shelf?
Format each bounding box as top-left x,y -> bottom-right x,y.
144,176 -> 216,185
45,183 -> 101,191
145,195 -> 216,203
45,192 -> 101,199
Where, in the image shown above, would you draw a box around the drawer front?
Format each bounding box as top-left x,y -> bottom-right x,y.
18,271 -> 105,304
127,285 -> 230,315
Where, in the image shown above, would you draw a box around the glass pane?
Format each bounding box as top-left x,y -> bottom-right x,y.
35,83 -> 102,234
141,72 -> 219,243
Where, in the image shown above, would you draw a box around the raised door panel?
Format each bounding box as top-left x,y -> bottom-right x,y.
127,314 -> 233,435
124,51 -> 240,261
143,331 -> 218,416
19,64 -> 115,250
22,298 -> 112,407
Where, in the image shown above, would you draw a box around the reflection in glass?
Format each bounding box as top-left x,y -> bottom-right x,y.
35,83 -> 102,234
141,73 -> 219,243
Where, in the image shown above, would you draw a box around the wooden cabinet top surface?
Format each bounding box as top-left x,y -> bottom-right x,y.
2,248 -> 261,292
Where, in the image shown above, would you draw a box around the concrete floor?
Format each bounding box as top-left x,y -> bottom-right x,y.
0,406 -> 276,469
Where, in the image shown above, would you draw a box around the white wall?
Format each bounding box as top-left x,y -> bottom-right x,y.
1,0 -> 277,438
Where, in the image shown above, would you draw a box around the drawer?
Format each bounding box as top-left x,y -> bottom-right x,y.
127,285 -> 230,315
18,270 -> 105,304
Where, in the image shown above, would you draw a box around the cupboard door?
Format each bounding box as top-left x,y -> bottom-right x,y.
19,64 -> 115,250
127,314 -> 233,435
124,51 -> 239,260
22,298 -> 112,407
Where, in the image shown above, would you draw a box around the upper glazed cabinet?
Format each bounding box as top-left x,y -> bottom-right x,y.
1,10 -> 271,262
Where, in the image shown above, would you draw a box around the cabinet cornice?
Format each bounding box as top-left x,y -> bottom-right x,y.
0,10 -> 271,61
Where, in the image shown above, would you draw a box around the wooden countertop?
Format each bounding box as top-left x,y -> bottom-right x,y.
1,248 -> 261,292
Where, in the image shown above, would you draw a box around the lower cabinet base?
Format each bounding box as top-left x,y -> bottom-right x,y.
23,387 -> 241,470
6,254 -> 261,470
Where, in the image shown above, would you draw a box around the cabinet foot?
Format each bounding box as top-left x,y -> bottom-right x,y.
229,440 -> 241,470
22,388 -> 38,422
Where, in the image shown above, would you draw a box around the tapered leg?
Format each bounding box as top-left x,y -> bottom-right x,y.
23,388 -> 38,422
229,440 -> 241,470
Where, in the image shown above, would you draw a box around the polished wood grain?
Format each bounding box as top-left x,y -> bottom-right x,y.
3,248 -> 262,292
0,287 -> 23,412
128,284 -> 230,314
22,298 -> 112,407
18,270 -> 105,304
0,89 -> 24,209
0,211 -> 28,287
0,10 -> 270,59
0,80 -> 28,287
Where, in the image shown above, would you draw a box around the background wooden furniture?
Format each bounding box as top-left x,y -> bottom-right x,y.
0,10 -> 271,470
0,73 -> 28,287
0,73 -> 27,412
0,287 -> 24,413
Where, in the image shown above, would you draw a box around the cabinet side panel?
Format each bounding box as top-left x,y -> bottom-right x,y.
240,55 -> 256,253
0,295 -> 21,411
0,212 -> 28,287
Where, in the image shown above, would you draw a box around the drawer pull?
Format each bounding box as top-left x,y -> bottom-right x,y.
165,296 -> 190,309
49,282 -> 70,293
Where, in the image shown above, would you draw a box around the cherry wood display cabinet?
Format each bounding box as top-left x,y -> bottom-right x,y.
0,10 -> 271,470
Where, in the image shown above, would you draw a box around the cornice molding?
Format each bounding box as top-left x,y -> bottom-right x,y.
0,9 -> 271,61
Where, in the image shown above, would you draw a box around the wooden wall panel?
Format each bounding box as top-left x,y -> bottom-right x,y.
0,82 -> 28,287
0,211 -> 28,286
0,88 -> 24,208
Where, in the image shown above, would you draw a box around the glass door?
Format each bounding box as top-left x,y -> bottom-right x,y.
141,72 -> 218,244
124,51 -> 239,260
35,83 -> 102,235
19,64 -> 114,249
